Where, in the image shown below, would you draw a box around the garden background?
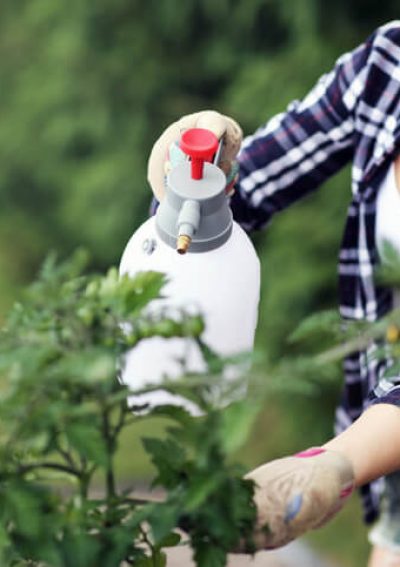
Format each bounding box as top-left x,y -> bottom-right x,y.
0,1 -> 398,564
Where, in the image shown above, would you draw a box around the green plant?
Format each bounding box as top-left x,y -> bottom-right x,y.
2,250 -> 400,567
0,252 -> 259,567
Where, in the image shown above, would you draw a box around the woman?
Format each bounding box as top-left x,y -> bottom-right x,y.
148,21 -> 400,566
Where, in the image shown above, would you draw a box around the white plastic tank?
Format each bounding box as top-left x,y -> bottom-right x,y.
119,128 -> 260,412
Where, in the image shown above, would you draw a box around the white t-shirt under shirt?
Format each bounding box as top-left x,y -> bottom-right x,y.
375,160 -> 400,307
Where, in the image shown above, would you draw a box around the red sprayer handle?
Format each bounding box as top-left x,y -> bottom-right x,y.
180,128 -> 219,180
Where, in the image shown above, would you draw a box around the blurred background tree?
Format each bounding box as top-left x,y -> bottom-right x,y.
0,0 -> 397,305
0,1 -> 399,564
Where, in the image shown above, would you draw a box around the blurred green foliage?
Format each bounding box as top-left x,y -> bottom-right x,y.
2,252 -> 400,566
0,0 -> 397,305
0,254 -> 262,566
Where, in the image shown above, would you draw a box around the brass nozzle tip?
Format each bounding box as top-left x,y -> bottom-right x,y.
177,235 -> 191,255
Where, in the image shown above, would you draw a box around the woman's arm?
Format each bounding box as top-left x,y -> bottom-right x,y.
230,28 -> 380,231
324,401 -> 400,486
242,400 -> 400,551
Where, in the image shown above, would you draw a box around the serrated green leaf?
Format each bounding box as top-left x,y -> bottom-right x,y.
120,271 -> 167,315
65,423 -> 107,466
156,531 -> 181,548
135,557 -> 153,567
59,531 -> 101,567
146,404 -> 194,427
289,309 -> 341,344
148,504 -> 180,543
183,474 -> 220,511
219,401 -> 260,454
142,437 -> 186,488
193,544 -> 227,567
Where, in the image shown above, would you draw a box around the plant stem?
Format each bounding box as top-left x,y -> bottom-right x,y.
17,462 -> 81,478
102,407 -> 116,499
79,471 -> 90,499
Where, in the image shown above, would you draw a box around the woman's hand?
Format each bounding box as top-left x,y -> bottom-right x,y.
147,110 -> 242,201
239,448 -> 354,551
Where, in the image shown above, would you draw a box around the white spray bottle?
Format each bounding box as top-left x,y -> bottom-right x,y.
119,128 -> 260,412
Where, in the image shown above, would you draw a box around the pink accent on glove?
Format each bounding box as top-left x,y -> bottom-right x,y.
295,447 -> 326,458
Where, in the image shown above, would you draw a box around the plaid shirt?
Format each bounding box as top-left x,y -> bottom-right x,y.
231,20 -> 400,523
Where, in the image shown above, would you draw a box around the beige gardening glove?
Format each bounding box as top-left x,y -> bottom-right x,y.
240,447 -> 355,551
147,110 -> 243,201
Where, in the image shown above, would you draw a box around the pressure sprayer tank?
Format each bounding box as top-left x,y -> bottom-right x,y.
119,128 -> 260,413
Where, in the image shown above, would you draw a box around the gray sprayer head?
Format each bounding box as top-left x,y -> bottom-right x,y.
155,128 -> 233,254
